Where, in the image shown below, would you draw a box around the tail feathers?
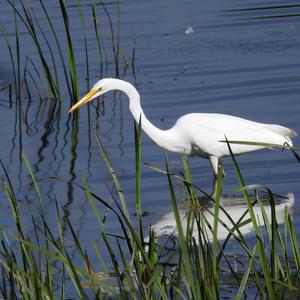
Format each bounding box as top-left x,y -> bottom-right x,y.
263,124 -> 296,147
263,124 -> 297,138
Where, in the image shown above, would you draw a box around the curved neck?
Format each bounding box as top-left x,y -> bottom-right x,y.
113,80 -> 175,151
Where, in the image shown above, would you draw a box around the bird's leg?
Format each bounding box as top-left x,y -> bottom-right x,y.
209,156 -> 223,198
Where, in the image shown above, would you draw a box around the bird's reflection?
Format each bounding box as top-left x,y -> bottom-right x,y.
150,193 -> 294,244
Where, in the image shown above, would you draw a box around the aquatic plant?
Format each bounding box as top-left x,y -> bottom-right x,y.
0,133 -> 299,299
2,0 -> 124,103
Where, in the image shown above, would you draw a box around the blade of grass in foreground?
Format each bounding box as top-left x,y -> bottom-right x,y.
95,134 -> 129,220
225,138 -> 274,299
287,213 -> 300,271
12,4 -> 21,102
82,143 -> 167,297
59,0 -> 79,100
77,0 -> 90,91
38,0 -> 72,98
100,2 -> 119,77
92,4 -> 104,78
22,152 -> 44,214
12,0 -> 59,99
0,23 -> 18,101
222,140 -> 300,161
212,163 -> 223,293
221,140 -> 299,150
134,119 -> 143,242
164,151 -> 198,299
33,11 -> 62,101
235,245 -> 257,300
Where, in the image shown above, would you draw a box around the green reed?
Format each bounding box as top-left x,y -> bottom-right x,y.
0,7 -> 20,102
92,4 -> 104,79
3,0 -> 124,103
77,0 -> 90,91
0,135 -> 300,298
59,0 -> 79,100
100,1 -> 120,78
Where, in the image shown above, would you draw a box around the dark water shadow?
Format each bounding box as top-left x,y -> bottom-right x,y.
224,3 -> 300,20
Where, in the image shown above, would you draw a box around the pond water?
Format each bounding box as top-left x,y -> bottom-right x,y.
0,0 -> 300,297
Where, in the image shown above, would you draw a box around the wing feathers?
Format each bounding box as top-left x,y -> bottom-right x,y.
263,124 -> 297,138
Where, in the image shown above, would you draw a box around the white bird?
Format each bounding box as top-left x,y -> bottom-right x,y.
69,78 -> 297,195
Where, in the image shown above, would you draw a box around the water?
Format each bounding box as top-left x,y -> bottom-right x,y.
0,0 -> 300,296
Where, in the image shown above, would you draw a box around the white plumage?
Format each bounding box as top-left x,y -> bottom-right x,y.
69,78 -> 297,195
169,113 -> 295,157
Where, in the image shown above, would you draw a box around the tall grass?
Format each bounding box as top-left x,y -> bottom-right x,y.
59,0 -> 79,101
0,133 -> 299,298
3,0 -> 125,103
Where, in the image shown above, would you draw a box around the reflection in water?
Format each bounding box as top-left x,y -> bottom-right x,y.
9,81 -> 23,193
60,113 -> 80,234
150,193 -> 294,244
0,1 -> 299,285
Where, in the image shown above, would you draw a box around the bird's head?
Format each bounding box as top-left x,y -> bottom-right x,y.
68,78 -> 116,113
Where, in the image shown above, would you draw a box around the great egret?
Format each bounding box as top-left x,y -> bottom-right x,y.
69,78 -> 297,195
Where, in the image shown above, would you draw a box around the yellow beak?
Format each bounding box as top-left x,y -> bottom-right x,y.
68,88 -> 100,113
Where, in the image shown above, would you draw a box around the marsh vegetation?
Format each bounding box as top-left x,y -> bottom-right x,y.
0,0 -> 300,298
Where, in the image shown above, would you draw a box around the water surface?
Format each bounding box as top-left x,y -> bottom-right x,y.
0,0 -> 300,296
